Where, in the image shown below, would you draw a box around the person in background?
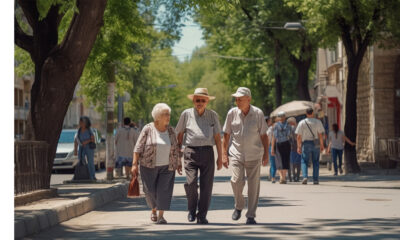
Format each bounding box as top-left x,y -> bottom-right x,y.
266,116 -> 277,183
131,103 -> 182,224
327,123 -> 355,175
74,116 -> 96,180
287,117 -> 301,182
295,108 -> 325,185
222,87 -> 269,225
271,111 -> 291,184
176,88 -> 222,224
115,117 -> 139,179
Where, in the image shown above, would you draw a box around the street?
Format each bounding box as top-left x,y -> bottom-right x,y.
31,166 -> 400,240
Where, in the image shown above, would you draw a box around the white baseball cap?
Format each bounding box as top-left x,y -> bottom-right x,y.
232,87 -> 251,98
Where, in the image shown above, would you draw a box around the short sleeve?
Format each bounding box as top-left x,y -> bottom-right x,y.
295,122 -> 302,135
175,111 -> 187,134
223,110 -> 233,134
317,120 -> 325,134
134,125 -> 150,153
212,112 -> 222,135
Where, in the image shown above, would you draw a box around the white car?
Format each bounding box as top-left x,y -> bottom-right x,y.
53,129 -> 105,170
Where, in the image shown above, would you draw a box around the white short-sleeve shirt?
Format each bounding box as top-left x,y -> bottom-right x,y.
223,105 -> 267,162
295,118 -> 325,142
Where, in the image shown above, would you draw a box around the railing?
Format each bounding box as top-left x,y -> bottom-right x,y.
14,141 -> 50,195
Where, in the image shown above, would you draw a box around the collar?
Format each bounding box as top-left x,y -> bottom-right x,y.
238,105 -> 253,117
193,108 -> 207,117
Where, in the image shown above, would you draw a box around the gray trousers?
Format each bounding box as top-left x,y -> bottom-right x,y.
231,159 -> 261,218
184,146 -> 215,219
140,165 -> 175,210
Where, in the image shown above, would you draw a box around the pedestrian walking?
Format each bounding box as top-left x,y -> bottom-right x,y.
271,112 -> 291,184
266,116 -> 277,183
295,108 -> 325,185
287,117 -> 301,182
73,116 -> 96,180
327,123 -> 355,175
131,103 -> 182,224
222,87 -> 269,225
115,117 -> 140,179
175,88 -> 223,224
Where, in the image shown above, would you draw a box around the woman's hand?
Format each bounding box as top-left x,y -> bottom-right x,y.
131,164 -> 138,178
177,165 -> 183,175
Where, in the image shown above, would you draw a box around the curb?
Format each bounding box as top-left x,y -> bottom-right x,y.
14,182 -> 130,239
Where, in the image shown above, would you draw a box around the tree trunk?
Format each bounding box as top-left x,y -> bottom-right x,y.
274,41 -> 282,106
296,60 -> 312,101
344,59 -> 362,173
16,0 -> 108,189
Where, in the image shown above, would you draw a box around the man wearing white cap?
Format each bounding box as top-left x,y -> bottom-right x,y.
176,88 -> 222,224
222,87 -> 269,225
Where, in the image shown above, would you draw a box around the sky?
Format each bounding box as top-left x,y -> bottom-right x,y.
172,17 -> 205,62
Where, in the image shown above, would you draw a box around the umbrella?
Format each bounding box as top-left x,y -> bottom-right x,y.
270,100 -> 314,117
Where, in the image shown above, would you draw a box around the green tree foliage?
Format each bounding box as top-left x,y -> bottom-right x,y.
195,0 -> 318,114
287,0 -> 400,172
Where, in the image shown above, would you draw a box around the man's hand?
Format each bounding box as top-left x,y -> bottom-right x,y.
131,164 -> 138,178
222,154 -> 229,168
320,145 -> 324,153
297,146 -> 302,155
262,153 -> 269,166
74,149 -> 77,156
177,165 -> 183,175
216,156 -> 223,170
271,148 -> 276,156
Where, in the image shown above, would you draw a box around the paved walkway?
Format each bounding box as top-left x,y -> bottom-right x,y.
26,165 -> 400,240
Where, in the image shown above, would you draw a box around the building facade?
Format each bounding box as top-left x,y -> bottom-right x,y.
14,77 -> 104,139
314,41 -> 400,168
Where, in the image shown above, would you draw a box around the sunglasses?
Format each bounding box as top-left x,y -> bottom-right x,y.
195,99 -> 207,103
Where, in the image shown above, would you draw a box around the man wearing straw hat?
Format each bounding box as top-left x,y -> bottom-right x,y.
176,88 -> 223,224
222,87 -> 269,225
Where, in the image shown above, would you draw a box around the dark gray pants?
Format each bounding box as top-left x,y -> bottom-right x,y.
184,146 -> 215,219
140,165 -> 175,210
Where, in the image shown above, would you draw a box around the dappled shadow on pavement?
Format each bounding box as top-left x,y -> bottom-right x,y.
29,217 -> 400,240
98,194 -> 299,213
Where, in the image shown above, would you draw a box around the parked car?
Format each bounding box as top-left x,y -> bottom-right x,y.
53,129 -> 106,171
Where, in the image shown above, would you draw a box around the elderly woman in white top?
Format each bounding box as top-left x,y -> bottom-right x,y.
131,103 -> 182,224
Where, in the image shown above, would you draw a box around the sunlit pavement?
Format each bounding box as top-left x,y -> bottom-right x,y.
29,165 -> 400,240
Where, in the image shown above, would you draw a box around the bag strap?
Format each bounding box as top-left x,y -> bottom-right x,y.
305,120 -> 316,139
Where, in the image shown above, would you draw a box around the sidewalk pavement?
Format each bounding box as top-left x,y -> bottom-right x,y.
26,164 -> 400,240
14,180 -> 130,239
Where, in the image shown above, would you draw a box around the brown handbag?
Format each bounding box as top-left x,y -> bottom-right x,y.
127,175 -> 140,197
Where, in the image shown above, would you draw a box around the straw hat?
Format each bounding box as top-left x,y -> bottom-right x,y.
187,88 -> 216,100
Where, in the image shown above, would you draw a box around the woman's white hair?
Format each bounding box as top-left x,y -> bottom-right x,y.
287,117 -> 296,124
151,103 -> 171,121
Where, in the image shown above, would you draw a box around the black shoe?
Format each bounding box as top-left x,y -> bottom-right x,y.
197,217 -> 208,224
232,209 -> 242,221
313,181 -> 319,185
246,218 -> 257,224
188,211 -> 196,222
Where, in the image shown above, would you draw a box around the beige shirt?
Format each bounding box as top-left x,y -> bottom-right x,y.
223,105 -> 267,162
175,108 -> 221,147
295,118 -> 325,142
115,126 -> 139,158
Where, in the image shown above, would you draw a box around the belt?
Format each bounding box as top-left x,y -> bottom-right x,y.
187,145 -> 212,150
